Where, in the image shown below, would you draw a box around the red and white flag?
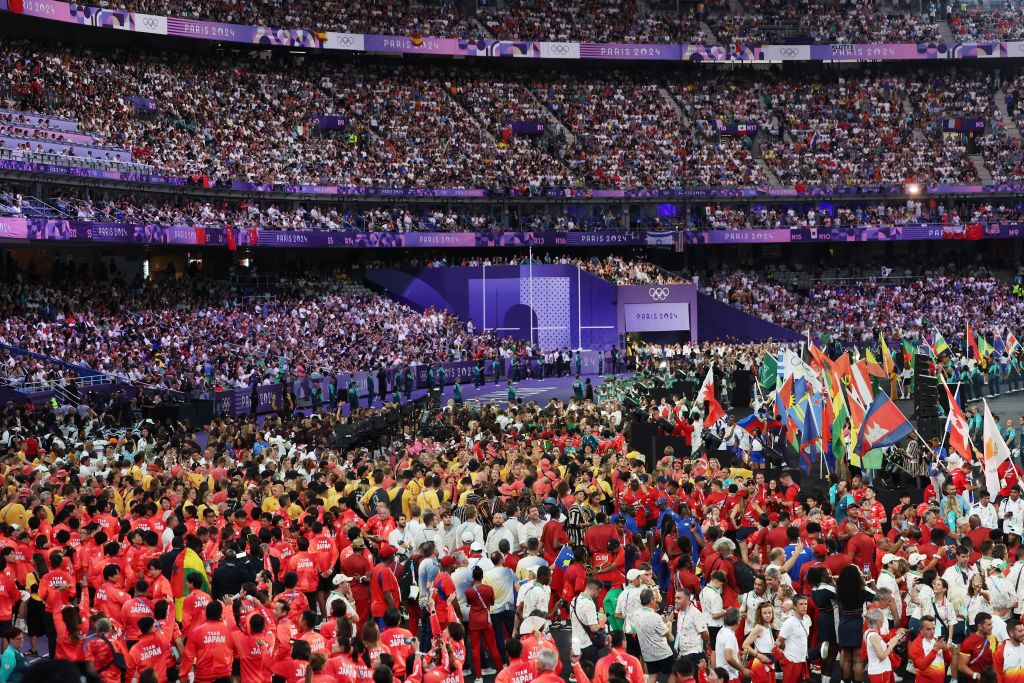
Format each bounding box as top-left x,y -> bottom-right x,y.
696,365 -> 726,428
941,375 -> 971,462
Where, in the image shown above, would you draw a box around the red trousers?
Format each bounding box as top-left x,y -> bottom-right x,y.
781,658 -> 810,683
469,626 -> 504,678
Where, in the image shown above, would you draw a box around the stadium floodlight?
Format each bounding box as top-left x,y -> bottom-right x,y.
905,182 -> 921,195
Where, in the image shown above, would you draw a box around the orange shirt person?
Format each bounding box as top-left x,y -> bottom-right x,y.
180,599 -> 238,683
495,638 -> 537,683
53,605 -> 88,663
126,617 -> 173,683
593,631 -> 644,683
38,551 -> 75,615
84,617 -> 129,683
908,616 -> 952,683
229,612 -> 274,683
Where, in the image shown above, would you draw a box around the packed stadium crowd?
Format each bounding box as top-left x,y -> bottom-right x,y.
6,41 -> 1024,190
0,272 -> 545,393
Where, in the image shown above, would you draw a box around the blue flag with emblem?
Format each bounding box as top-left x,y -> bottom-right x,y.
554,545 -> 574,570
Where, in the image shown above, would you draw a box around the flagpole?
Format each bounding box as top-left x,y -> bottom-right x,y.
936,384 -> 959,456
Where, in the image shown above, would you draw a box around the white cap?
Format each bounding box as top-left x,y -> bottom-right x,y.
332,574 -> 354,586
908,553 -> 927,566
470,541 -> 485,552
626,568 -> 643,581
881,553 -> 899,566
461,531 -> 474,542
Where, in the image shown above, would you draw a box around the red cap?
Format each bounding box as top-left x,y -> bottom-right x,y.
768,513 -> 780,523
439,556 -> 456,569
378,543 -> 396,559
813,544 -> 829,557
18,488 -> 31,499
20,466 -> 33,477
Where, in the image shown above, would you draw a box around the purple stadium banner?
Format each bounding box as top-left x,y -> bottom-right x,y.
6,0 -> 1024,64
715,121 -> 760,136
127,97 -> 157,112
312,115 -> 346,130
943,118 -> 987,132
6,217 -> 1024,248
506,120 -> 545,135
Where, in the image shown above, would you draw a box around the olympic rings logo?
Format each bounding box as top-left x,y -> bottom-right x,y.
649,287 -> 670,301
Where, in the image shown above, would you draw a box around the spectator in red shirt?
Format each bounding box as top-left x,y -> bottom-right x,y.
370,546 -> 401,629
466,565 -> 504,681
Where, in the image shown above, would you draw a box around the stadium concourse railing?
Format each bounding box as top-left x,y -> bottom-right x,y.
3,0 -> 1024,64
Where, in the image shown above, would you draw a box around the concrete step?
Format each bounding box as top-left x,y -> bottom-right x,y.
970,154 -> 994,183
996,91 -> 1022,140
937,20 -> 955,42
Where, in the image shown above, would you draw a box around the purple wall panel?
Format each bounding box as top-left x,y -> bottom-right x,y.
696,294 -> 802,342
366,265 -> 619,351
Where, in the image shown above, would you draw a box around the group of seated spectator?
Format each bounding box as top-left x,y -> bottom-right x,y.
5,41 -> 1019,191
697,262 -> 1024,341
0,270 -> 540,393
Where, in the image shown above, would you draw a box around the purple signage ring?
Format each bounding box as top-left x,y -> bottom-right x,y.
2,1 -> 1022,64
1,217 -> 1023,248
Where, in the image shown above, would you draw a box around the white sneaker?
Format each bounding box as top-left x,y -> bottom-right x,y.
820,642 -> 829,661
482,668 -> 497,675
474,678 -> 484,683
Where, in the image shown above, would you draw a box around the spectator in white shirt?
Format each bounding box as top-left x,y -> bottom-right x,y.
615,569 -> 645,637
570,578 -> 605,663
700,570 -> 728,646
1001,488 -> 1024,538
776,595 -> 812,679
632,589 -> 675,682
673,590 -> 709,663
715,608 -> 750,682
972,492 -> 999,530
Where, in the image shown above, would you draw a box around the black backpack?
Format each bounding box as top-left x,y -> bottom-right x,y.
711,555 -> 756,594
370,486 -> 390,512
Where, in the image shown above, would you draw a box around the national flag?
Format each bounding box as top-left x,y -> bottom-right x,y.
808,339 -> 830,373
967,322 -> 981,362
293,125 -> 307,138
941,375 -> 971,462
737,413 -> 784,435
1008,330 -> 1020,355
982,400 -> 1011,498
696,365 -> 726,428
856,390 -> 913,456
776,374 -> 794,422
225,225 -> 237,251
165,547 -> 209,620
979,335 -> 995,359
821,390 -> 837,472
757,353 -> 779,392
933,330 -> 949,358
829,384 -> 849,467
851,360 -> 874,406
833,352 -> 853,387
554,545 -> 574,570
799,393 -> 823,474
863,349 -> 886,378
879,334 -> 895,375
994,332 -> 1007,355
787,378 -> 809,451
901,338 -> 917,366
